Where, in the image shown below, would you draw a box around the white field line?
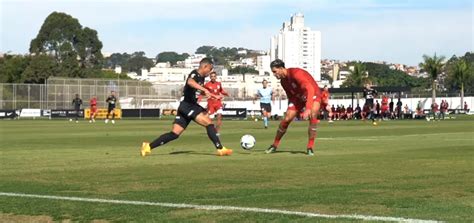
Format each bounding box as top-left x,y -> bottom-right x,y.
0,192 -> 441,222
318,132 -> 474,141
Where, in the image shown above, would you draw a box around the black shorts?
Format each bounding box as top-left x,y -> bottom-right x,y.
173,101 -> 206,129
108,106 -> 115,113
260,103 -> 272,113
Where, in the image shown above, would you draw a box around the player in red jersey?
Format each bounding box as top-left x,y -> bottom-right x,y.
89,95 -> 98,123
203,71 -> 229,134
321,85 -> 333,123
381,94 -> 389,120
265,59 -> 322,156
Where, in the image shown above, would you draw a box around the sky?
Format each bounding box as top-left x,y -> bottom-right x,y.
1,0 -> 472,66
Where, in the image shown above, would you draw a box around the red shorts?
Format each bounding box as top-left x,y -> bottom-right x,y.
288,98 -> 320,113
91,105 -> 97,113
381,105 -> 389,112
207,102 -> 223,115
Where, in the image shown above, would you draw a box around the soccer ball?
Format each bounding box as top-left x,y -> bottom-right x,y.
240,134 -> 256,150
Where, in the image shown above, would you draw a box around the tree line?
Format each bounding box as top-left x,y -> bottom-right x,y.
1,10 -> 472,102
341,52 -> 473,105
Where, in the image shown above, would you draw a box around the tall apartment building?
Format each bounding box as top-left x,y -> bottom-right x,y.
270,13 -> 321,81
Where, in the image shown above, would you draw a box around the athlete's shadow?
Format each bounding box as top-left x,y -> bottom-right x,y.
252,148 -> 306,155
168,151 -> 215,156
167,151 -> 254,156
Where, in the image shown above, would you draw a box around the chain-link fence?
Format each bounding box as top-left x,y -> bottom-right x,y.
0,77 -> 472,110
0,78 -> 184,110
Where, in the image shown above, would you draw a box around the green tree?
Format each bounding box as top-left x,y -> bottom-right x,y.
105,53 -> 131,71
0,55 -> 30,83
29,12 -> 103,76
445,52 -> 474,95
341,62 -> 369,87
155,52 -> 189,65
362,62 -> 430,90
450,59 -> 472,109
321,73 -> 333,85
195,46 -> 215,55
77,27 -> 104,69
21,55 -> 56,83
127,52 -> 154,75
419,53 -> 446,104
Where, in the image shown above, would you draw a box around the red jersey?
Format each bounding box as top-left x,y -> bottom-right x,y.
281,68 -> 322,110
381,96 -> 389,106
90,98 -> 97,107
321,90 -> 330,104
204,81 -> 225,105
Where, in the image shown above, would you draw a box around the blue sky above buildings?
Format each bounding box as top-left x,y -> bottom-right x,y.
1,0 -> 472,65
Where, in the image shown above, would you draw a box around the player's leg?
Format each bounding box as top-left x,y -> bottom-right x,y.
266,105 -> 272,128
214,105 -> 223,133
140,115 -> 188,157
216,113 -> 222,133
262,107 -> 269,129
92,107 -> 96,122
105,108 -> 110,123
75,108 -> 80,122
307,101 -> 321,156
369,104 -> 376,124
194,112 -> 232,156
266,107 -> 298,153
149,124 -> 185,149
111,108 -> 116,123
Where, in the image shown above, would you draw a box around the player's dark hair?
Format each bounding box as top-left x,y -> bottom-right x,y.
200,58 -> 214,66
270,59 -> 285,68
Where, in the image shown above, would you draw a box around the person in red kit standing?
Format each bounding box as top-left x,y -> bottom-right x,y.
265,59 -> 322,156
89,95 -> 98,123
203,71 -> 229,134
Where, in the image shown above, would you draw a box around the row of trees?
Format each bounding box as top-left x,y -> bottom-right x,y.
0,12 -> 136,83
341,62 -> 430,89
342,52 -> 473,105
0,54 -> 130,83
2,10 -> 472,106
104,52 -> 154,75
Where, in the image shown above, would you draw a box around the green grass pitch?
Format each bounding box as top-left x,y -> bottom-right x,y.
0,117 -> 473,222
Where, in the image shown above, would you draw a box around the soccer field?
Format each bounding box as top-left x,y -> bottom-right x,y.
0,117 -> 473,222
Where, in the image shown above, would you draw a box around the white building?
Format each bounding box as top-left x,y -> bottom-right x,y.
270,13 -> 321,81
257,55 -> 271,75
184,54 -> 207,69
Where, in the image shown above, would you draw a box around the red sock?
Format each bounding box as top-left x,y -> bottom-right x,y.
273,120 -> 290,147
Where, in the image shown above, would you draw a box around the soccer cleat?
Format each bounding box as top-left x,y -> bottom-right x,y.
140,142 -> 151,157
307,149 -> 314,156
111,120 -> 115,124
265,145 -> 277,154
373,122 -> 378,126
105,119 -> 109,124
328,120 -> 334,123
216,147 -> 233,156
